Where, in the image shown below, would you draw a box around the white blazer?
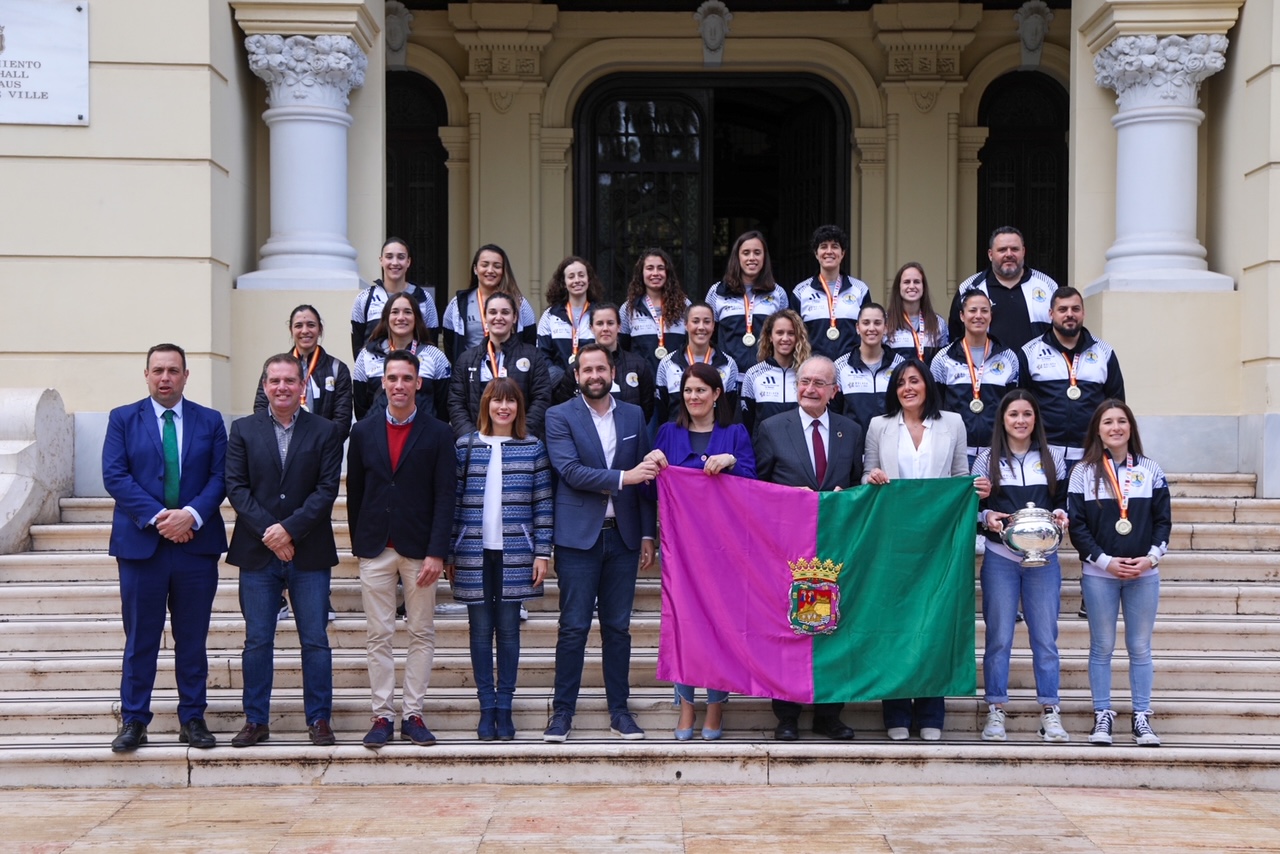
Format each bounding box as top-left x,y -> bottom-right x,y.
861,410 -> 969,483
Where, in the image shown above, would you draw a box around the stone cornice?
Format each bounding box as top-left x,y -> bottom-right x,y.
232,0 -> 379,53
872,3 -> 982,82
448,2 -> 557,81
1080,0 -> 1243,55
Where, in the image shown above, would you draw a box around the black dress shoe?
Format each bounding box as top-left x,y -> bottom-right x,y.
231,721 -> 270,748
111,721 -> 148,753
180,717 -> 217,749
813,716 -> 856,740
774,718 -> 800,741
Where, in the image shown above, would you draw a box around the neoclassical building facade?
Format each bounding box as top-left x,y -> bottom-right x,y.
0,0 -> 1274,496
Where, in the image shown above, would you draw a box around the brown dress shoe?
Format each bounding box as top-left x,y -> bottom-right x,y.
231,721 -> 270,748
309,719 -> 336,746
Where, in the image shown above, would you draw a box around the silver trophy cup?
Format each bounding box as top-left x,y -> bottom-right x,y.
1001,503 -> 1063,567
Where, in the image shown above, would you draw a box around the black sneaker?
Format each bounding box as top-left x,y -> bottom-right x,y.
1088,709 -> 1114,745
1132,711 -> 1161,747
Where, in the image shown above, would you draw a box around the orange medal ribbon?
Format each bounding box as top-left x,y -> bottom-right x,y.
293,346 -> 321,409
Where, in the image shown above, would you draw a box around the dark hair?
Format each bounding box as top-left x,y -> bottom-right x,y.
758,308 -> 811,365
883,358 -> 942,421
261,352 -> 303,382
988,226 -> 1025,248
383,348 -> 420,374
685,301 -> 715,325
885,262 -> 943,342
1081,398 -> 1145,501
988,389 -> 1057,498
482,290 -> 519,324
677,361 -> 734,430
288,304 -> 323,330
590,302 -> 621,325
545,255 -> 605,305
624,248 -> 687,330
721,230 -> 777,295
1050,286 -> 1083,309
810,224 -> 849,255
573,342 -> 612,370
469,244 -> 524,307
960,288 -> 993,310
859,302 -> 887,324
478,377 -> 528,439
381,236 -> 411,255
369,291 -> 430,346
146,343 -> 186,370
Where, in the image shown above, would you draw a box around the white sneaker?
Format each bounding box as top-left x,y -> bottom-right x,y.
1039,705 -> 1070,742
276,604 -> 290,623
920,727 -> 942,741
982,705 -> 1007,741
886,727 -> 909,741
519,604 -> 529,621
975,534 -> 986,555
1088,709 -> 1115,745
1132,711 -> 1161,747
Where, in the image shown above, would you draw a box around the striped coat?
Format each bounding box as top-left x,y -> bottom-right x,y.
446,433 -> 554,602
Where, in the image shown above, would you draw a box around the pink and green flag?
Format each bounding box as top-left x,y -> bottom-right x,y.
655,466 -> 978,704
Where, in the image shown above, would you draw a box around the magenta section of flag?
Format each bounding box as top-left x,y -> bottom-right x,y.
655,466 -> 819,703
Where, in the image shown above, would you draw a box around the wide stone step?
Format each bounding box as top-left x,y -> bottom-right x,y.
1167,473 -> 1256,499
59,497 -> 352,525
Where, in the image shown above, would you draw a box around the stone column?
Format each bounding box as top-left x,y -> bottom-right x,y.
237,34 -> 369,290
1089,34 -> 1231,293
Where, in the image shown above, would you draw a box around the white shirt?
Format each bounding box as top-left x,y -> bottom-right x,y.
147,397 -> 203,530
896,413 -> 935,480
582,394 -> 623,517
802,408 -> 830,479
479,435 -> 510,550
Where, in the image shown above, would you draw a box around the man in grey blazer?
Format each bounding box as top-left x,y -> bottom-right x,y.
754,355 -> 864,740
543,344 -> 664,742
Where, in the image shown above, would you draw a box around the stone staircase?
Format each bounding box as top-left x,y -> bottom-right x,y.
2,474 -> 1280,789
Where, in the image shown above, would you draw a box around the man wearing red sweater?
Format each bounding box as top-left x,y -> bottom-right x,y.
345,350 -> 457,748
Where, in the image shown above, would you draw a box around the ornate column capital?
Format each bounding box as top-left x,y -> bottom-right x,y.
245,34 -> 368,110
1094,34 -> 1228,109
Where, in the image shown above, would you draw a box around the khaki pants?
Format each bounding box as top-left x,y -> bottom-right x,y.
358,548 -> 437,720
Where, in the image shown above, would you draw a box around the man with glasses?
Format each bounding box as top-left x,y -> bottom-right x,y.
754,355 -> 864,740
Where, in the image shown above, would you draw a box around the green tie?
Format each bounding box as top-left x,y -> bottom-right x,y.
162,410 -> 180,509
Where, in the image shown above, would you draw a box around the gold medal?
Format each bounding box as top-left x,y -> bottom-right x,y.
1067,385 -> 1082,400
742,333 -> 756,347
969,398 -> 985,414
826,327 -> 840,341
1115,518 -> 1133,535
654,346 -> 668,359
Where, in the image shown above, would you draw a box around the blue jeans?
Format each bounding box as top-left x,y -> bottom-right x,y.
1081,572 -> 1160,712
239,559 -> 332,725
468,549 -> 523,711
882,697 -> 945,731
981,549 -> 1062,705
675,685 -> 729,705
552,526 -> 639,717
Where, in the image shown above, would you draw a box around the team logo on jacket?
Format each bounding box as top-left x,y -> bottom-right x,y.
626,372 -> 639,387
1085,351 -> 1099,363
516,357 -> 531,372
788,557 -> 842,636
1032,287 -> 1048,303
1131,470 -> 1145,489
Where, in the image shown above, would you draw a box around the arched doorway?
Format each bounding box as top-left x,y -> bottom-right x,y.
977,71 -> 1069,286
575,74 -> 851,302
386,70 -> 449,313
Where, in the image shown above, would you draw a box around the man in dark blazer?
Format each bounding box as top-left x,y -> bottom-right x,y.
754,355 -> 864,741
102,343 -> 228,752
346,349 -> 456,748
543,343 -> 663,742
225,353 -> 343,748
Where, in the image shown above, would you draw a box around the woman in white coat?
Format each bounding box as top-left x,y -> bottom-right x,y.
863,358 -> 983,741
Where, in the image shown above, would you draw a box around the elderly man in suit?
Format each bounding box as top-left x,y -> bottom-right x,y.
346,349 -> 456,749
225,353 -> 344,747
754,354 -> 864,741
543,343 -> 664,742
103,343 -> 228,752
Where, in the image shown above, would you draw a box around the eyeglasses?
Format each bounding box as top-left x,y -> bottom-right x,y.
797,378 -> 833,389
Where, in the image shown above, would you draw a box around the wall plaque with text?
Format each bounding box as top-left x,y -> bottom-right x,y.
0,0 -> 89,126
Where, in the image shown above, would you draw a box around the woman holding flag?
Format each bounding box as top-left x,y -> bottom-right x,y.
1068,400 -> 1171,747
650,361 -> 755,740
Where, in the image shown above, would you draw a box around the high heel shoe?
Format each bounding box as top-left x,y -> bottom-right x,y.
674,726 -> 694,741
496,708 -> 515,741
702,702 -> 723,740
477,708 -> 497,741
701,726 -> 722,741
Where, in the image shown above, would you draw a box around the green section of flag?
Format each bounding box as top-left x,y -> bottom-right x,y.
812,477 -> 978,704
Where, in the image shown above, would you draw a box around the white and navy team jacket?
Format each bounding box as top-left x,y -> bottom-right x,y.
740,358 -> 799,434
536,304 -> 596,390
1067,454 -> 1171,577
705,282 -> 791,372
929,336 -> 1020,454
440,288 -> 538,361
618,297 -> 690,375
1018,329 -> 1125,458
350,280 -> 439,360
973,445 -> 1067,562
885,312 -> 950,365
834,349 -> 904,435
791,274 -> 871,360
947,268 -> 1057,350
654,349 -> 739,425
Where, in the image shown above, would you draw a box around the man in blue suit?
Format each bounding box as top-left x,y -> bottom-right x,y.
543,343 -> 664,742
102,343 -> 228,752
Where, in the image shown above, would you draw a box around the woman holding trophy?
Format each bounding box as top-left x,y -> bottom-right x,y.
972,390 -> 1069,742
